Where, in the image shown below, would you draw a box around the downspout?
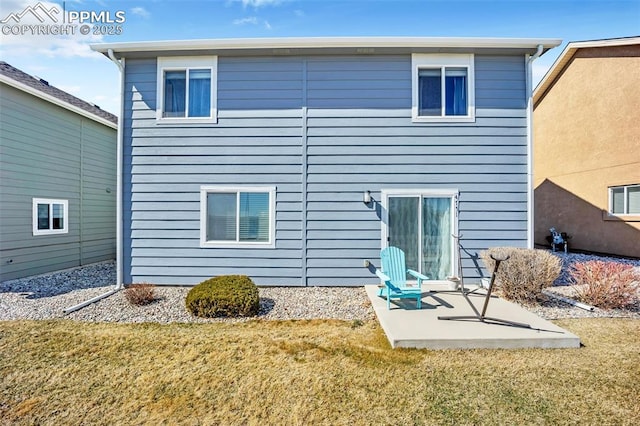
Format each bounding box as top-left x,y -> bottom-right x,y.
526,44 -> 543,249
63,49 -> 125,314
108,48 -> 125,291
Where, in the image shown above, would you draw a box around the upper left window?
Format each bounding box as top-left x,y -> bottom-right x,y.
32,198 -> 68,236
157,56 -> 217,122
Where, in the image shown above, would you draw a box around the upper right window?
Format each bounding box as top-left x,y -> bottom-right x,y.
609,184 -> 640,215
412,54 -> 475,123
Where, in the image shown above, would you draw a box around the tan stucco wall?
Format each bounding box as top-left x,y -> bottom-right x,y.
534,45 -> 640,257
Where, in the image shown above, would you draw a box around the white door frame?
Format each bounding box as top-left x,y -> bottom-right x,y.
381,188 -> 459,283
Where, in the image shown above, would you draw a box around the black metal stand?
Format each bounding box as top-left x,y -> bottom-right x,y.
438,255 -> 533,329
449,234 -> 480,295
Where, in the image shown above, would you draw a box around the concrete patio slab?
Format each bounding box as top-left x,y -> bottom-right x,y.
365,284 -> 581,350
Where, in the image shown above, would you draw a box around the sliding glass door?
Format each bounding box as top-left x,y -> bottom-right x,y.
384,190 -> 457,281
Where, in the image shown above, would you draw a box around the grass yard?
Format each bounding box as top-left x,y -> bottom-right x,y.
1,318 -> 639,425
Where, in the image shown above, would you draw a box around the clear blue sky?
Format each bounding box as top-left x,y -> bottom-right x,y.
1,0 -> 639,115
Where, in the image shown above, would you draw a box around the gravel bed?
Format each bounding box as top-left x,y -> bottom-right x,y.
552,251 -> 640,285
1,253 -> 638,323
527,251 -> 640,320
62,286 -> 376,324
0,261 -> 374,323
521,287 -> 640,320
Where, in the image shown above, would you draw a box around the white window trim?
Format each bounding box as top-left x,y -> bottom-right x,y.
200,186 -> 276,248
156,56 -> 218,124
608,184 -> 640,216
32,198 -> 68,236
411,53 -> 475,123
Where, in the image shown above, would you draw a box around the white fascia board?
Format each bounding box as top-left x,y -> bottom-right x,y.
0,74 -> 117,130
91,36 -> 562,54
567,36 -> 640,50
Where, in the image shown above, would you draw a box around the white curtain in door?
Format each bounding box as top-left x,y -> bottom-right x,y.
422,197 -> 452,280
388,197 -> 419,275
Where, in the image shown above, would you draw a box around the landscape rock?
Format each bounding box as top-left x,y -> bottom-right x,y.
1,255 -> 638,323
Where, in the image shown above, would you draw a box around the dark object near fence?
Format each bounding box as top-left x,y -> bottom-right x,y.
546,227 -> 571,253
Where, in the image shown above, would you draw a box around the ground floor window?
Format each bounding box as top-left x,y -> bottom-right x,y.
200,186 -> 275,248
32,198 -> 68,236
609,184 -> 640,215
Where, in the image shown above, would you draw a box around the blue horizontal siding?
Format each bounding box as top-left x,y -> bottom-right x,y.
475,55 -> 526,109
122,58 -> 304,285
218,57 -> 303,110
122,53 -> 528,285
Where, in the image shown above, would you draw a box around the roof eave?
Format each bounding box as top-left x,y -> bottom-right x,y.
91,36 -> 562,57
0,74 -> 118,130
534,36 -> 640,106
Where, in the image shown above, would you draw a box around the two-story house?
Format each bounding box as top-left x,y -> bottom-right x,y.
92,37 -> 560,286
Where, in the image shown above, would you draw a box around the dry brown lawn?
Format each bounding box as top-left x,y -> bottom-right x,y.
1,318 -> 639,425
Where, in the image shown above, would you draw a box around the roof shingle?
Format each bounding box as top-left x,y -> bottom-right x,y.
0,61 -> 117,125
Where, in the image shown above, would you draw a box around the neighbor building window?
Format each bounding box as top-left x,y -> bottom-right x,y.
200,186 -> 275,247
32,198 -> 68,236
157,56 -> 217,121
412,54 -> 475,122
609,184 -> 640,215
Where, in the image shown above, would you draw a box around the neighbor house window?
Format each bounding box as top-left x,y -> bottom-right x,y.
157,56 -> 217,121
32,198 -> 68,236
200,186 -> 275,247
412,54 -> 475,122
609,184 -> 640,215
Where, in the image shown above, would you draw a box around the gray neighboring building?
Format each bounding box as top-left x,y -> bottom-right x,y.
0,62 -> 117,281
93,37 -> 560,286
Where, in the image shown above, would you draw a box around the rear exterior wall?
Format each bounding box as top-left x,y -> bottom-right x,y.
123,53 -> 528,285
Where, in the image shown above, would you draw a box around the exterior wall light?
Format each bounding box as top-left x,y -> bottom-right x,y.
363,190 -> 371,204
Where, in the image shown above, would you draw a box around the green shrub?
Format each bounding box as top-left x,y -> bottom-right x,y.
186,275 -> 260,318
480,247 -> 561,304
569,261 -> 639,309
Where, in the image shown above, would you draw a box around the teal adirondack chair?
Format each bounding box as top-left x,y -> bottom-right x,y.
376,246 -> 428,310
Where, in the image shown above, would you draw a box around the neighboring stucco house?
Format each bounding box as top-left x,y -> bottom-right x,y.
92,36 -> 560,286
0,62 -> 117,281
533,37 -> 640,257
